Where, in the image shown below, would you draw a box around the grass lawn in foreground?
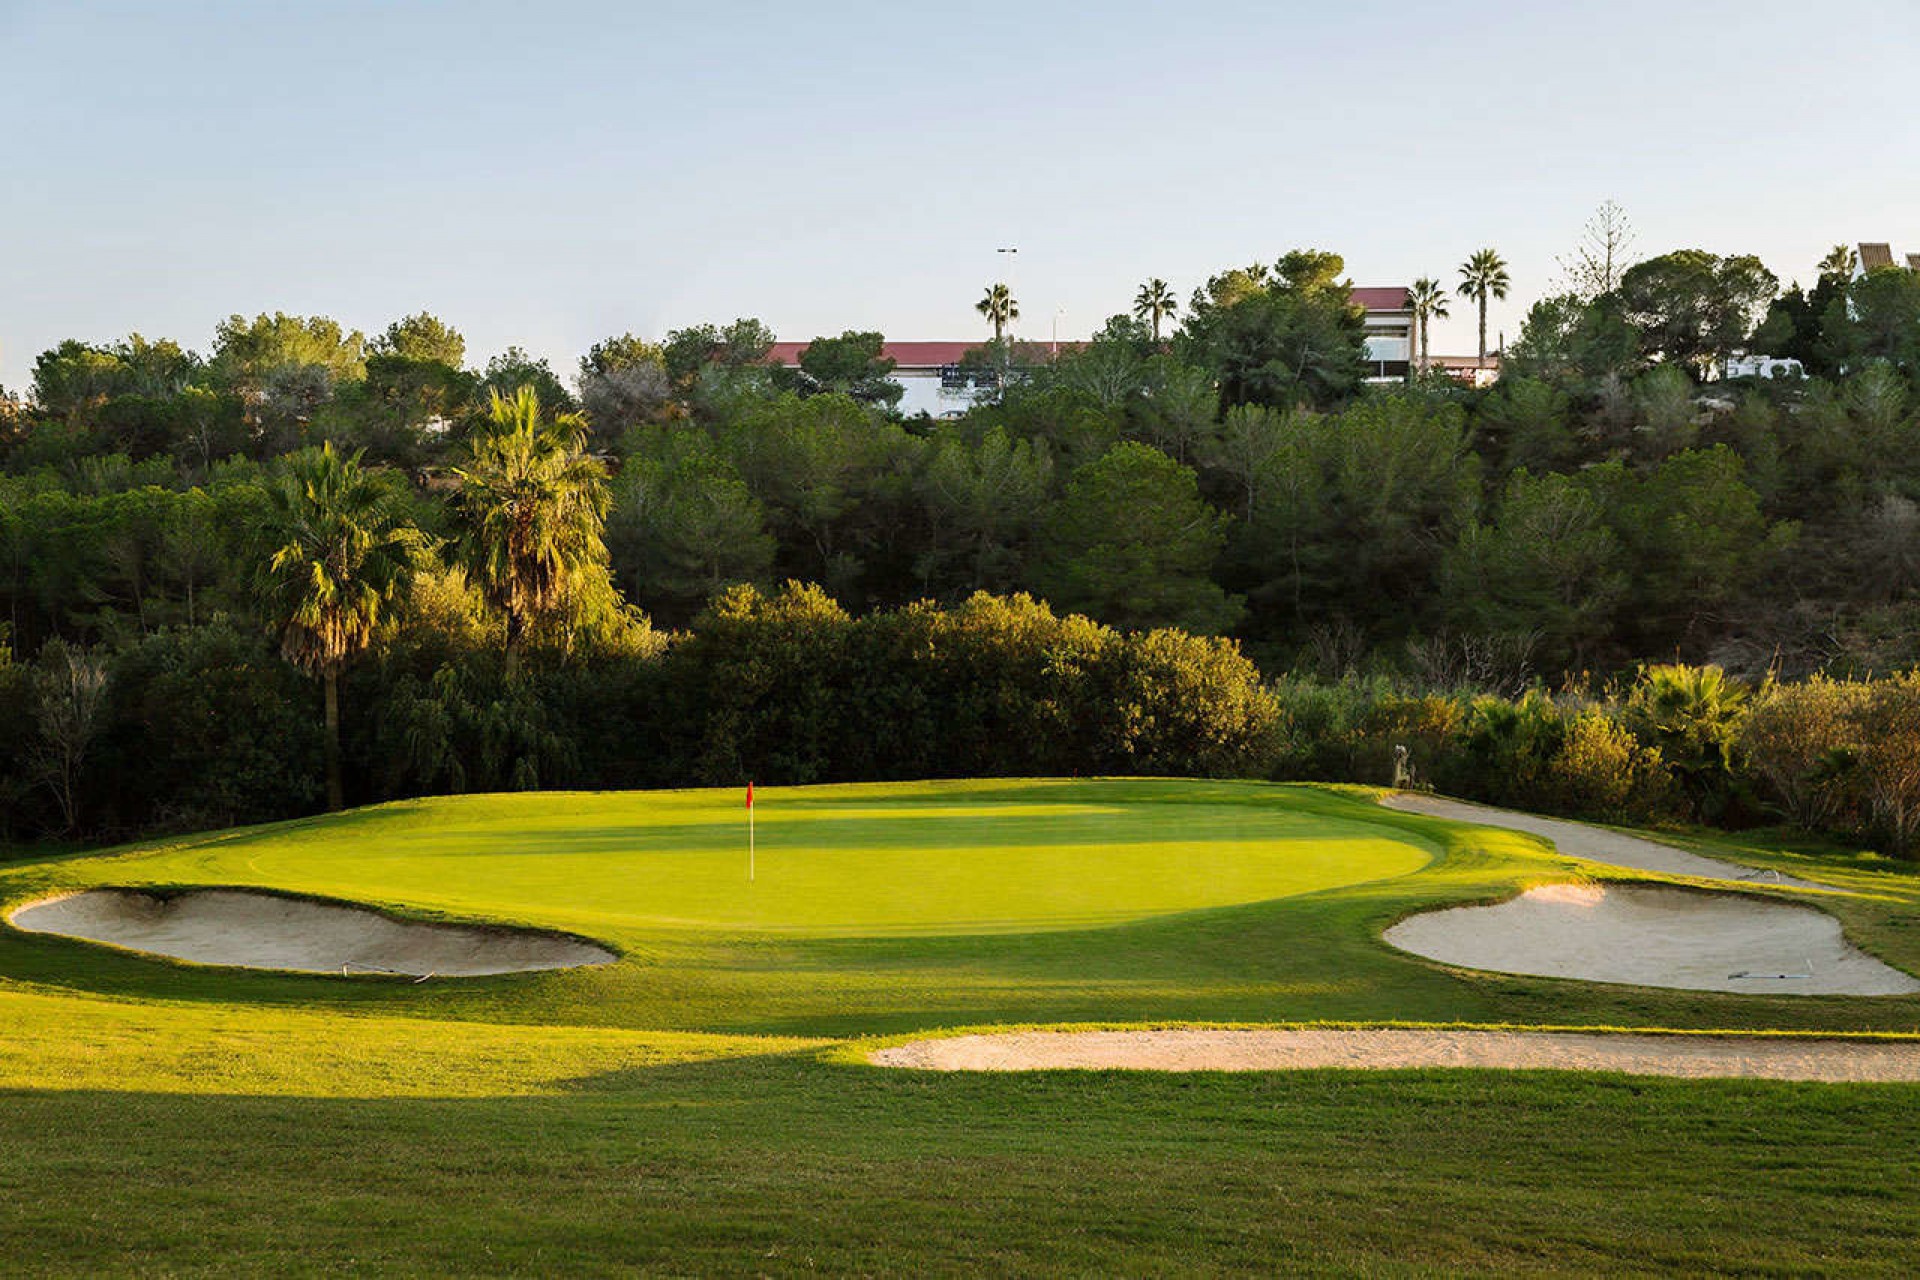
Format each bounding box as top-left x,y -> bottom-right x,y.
4,778 -> 1920,1274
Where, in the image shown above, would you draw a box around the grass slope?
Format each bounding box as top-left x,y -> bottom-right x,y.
5,778 -> 1920,1274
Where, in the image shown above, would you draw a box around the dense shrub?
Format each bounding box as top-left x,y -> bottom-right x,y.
1089,627 -> 1280,776
662,581 -> 858,785
16,588 -> 1920,859
375,657 -> 579,795
1540,708 -> 1666,820
1621,664 -> 1751,821
1269,673 -> 1398,781
1739,677 -> 1869,832
1443,692 -> 1565,809
91,624 -> 322,833
656,585 -> 1279,786
1349,693 -> 1463,790
1855,673 -> 1920,855
0,640 -> 45,840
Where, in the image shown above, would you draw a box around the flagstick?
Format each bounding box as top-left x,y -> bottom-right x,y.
749,795 -> 756,883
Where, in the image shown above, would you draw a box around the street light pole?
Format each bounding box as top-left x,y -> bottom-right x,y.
996,246 -> 1018,397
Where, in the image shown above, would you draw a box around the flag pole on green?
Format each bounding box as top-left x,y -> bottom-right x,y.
746,781 -> 755,882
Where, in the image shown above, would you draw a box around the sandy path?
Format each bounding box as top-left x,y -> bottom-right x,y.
1379,793 -> 1826,889
871,1028 -> 1920,1081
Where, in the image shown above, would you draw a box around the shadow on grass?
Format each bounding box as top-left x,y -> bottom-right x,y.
5,1057 -> 1920,1275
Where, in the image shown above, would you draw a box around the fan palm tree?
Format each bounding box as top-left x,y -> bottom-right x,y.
261,442 -> 423,810
1407,277 -> 1449,374
976,283 -> 1019,342
1133,278 -> 1179,343
453,385 -> 611,673
1456,248 -> 1511,366
1818,244 -> 1858,284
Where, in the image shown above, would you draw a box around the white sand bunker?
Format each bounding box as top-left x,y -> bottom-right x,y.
7,888 -> 615,977
1385,883 -> 1920,995
872,1028 -> 1920,1081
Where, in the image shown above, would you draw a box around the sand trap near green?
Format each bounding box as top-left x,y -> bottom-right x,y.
9,888 -> 616,976
19,780 -> 1436,940
1385,882 -> 1920,996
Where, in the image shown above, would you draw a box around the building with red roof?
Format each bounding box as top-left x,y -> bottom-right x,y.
767,288 -> 1428,414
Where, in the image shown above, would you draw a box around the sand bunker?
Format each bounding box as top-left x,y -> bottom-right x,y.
1380,792 -> 1824,888
7,888 -> 615,977
1385,882 -> 1920,995
871,1028 -> 1920,1081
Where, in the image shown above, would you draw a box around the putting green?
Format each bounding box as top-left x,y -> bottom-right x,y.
28,778 -> 1434,939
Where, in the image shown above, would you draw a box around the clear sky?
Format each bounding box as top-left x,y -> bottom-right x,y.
3,0 -> 1916,391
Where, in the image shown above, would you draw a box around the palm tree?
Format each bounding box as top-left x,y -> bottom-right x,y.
453,385 -> 611,673
976,283 -> 1019,342
1456,248 -> 1511,367
1133,278 -> 1179,343
261,442 -> 423,811
1407,277 -> 1449,374
1818,244 -> 1858,284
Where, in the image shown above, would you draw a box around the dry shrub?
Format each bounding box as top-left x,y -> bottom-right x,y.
1739,676 -> 1869,833
1543,708 -> 1666,821
1856,673 -> 1920,856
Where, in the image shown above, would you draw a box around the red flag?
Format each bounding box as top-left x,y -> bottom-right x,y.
745,781 -> 754,809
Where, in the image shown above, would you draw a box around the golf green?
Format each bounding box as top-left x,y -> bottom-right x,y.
21,778 -> 1434,938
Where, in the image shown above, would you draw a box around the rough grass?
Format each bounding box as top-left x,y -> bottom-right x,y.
5,779 -> 1920,1274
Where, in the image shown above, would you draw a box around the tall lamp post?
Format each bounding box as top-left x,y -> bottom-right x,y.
996,246 -> 1018,396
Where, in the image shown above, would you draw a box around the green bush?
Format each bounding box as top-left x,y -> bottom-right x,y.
1854,673 -> 1920,856
1443,691 -> 1565,809
1739,676 -> 1869,833
93,625 -> 322,833
1622,664 -> 1751,821
1091,627 -> 1280,777
1541,708 -> 1666,821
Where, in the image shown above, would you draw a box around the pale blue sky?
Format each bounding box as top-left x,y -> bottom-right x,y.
3,0 -> 1915,391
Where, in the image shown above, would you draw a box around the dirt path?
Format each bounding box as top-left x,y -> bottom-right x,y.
1378,793 -> 1826,890
870,1028 -> 1920,1081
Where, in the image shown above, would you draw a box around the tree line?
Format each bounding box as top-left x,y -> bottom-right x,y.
4,220 -> 1920,847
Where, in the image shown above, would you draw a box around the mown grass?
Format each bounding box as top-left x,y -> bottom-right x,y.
5,1060 -> 1920,1274
4,779 -> 1920,1274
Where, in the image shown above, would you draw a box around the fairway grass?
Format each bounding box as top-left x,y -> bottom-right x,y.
6,778 -> 1920,1273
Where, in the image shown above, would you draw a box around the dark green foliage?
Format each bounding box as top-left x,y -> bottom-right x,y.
1178,261 -> 1370,411
654,585 -> 1278,788
1504,292 -> 1640,386
605,425 -> 774,626
479,347 -> 574,416
377,657 -> 578,795
662,318 -> 776,389
1222,395 -> 1477,645
1036,442 -> 1241,635
92,624 -> 323,832
1615,250 -> 1778,378
0,639 -> 39,839
784,331 -> 903,408
1827,268 -> 1920,374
